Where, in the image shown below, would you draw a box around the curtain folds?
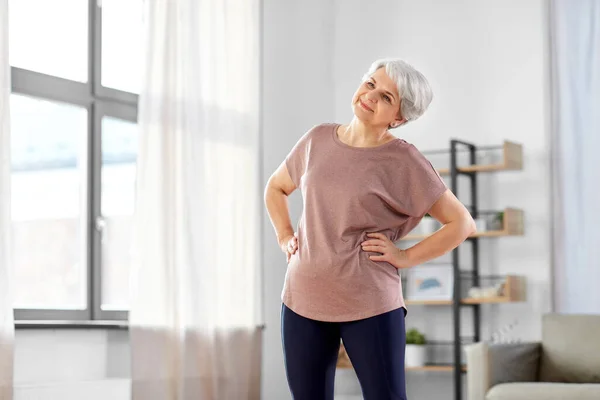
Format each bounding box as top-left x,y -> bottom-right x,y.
550,0 -> 600,313
130,0 -> 262,399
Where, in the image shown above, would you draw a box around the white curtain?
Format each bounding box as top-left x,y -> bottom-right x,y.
129,0 -> 262,399
0,0 -> 14,398
550,0 -> 600,313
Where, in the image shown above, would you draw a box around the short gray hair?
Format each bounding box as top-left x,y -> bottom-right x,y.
363,58 -> 433,127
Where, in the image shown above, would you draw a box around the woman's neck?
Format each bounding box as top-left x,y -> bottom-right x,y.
339,119 -> 395,148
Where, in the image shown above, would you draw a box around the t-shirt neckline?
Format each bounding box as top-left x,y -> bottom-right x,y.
331,123 -> 401,151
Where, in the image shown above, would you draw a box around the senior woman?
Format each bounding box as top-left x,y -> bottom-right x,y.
264,58 -> 475,400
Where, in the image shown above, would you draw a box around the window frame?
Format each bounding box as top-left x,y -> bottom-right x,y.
12,0 -> 138,322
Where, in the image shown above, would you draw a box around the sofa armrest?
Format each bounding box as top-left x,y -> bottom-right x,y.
465,342 -> 541,400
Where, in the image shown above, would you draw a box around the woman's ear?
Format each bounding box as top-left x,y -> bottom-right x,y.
391,118 -> 406,128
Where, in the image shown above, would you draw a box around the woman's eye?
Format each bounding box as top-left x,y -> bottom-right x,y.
366,81 -> 375,88
383,95 -> 391,103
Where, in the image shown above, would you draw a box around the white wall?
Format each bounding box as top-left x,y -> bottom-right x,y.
14,329 -> 130,400
331,0 -> 551,398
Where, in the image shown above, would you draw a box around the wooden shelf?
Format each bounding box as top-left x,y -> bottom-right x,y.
401,208 -> 524,241
405,275 -> 525,306
405,299 -> 456,305
337,353 -> 466,372
436,141 -> 522,175
461,296 -> 513,304
336,352 -> 353,369
405,298 -> 512,306
337,363 -> 466,372
406,364 -> 467,372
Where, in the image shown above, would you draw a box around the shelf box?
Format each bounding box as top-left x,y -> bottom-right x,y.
436,141 -> 523,175
502,208 -> 524,236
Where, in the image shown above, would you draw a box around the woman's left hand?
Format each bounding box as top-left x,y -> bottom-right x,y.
362,232 -> 411,269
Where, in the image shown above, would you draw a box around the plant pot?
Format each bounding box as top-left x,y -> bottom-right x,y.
405,344 -> 426,367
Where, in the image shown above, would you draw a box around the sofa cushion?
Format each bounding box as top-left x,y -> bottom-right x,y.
486,383 -> 600,400
488,343 -> 540,384
539,314 -> 600,383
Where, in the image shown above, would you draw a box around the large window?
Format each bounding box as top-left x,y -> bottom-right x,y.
10,0 -> 142,321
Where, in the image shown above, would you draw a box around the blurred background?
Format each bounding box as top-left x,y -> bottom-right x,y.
2,0 -> 599,400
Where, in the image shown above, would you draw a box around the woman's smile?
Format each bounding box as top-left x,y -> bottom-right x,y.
359,98 -> 374,112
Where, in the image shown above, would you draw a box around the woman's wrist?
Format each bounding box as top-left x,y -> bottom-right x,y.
277,230 -> 295,248
392,247 -> 414,269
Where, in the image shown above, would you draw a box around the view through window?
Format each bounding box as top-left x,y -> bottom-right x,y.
9,0 -> 142,321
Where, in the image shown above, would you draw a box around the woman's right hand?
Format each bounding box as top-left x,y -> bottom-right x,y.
279,232 -> 298,264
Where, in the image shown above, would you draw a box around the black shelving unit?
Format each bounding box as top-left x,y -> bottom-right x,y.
449,139 -> 479,400
429,139 -> 521,400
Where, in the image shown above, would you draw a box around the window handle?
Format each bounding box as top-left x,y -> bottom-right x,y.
95,216 -> 107,244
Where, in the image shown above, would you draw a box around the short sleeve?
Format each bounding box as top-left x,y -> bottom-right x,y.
285,126 -> 316,187
402,144 -> 448,217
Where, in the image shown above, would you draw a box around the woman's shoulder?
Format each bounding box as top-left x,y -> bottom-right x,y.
390,136 -> 416,153
391,139 -> 436,164
295,122 -> 338,143
308,122 -> 339,135
290,123 -> 337,150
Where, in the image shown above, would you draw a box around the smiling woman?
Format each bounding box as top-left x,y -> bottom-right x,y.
355,59 -> 433,129
264,58 -> 475,400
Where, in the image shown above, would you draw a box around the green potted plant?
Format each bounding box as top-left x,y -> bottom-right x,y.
405,328 -> 427,367
491,211 -> 504,231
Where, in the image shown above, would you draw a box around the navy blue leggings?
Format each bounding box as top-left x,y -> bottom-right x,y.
281,304 -> 407,400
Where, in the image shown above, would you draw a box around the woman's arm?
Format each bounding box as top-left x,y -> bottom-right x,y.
264,161 -> 299,261
397,189 -> 476,268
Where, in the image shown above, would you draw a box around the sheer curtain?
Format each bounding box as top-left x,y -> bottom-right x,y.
129,0 -> 262,399
550,0 -> 600,313
0,0 -> 14,398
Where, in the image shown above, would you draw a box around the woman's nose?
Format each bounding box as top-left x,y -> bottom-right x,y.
365,92 -> 377,103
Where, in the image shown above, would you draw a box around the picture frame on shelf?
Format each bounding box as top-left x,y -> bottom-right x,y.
406,264 -> 454,301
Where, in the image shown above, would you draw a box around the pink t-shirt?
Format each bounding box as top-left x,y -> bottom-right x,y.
282,123 -> 447,322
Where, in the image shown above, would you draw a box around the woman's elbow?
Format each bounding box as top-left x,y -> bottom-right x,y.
463,214 -> 477,237
264,179 -> 279,203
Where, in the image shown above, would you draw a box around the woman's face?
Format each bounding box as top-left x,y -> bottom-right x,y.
351,67 -> 405,129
